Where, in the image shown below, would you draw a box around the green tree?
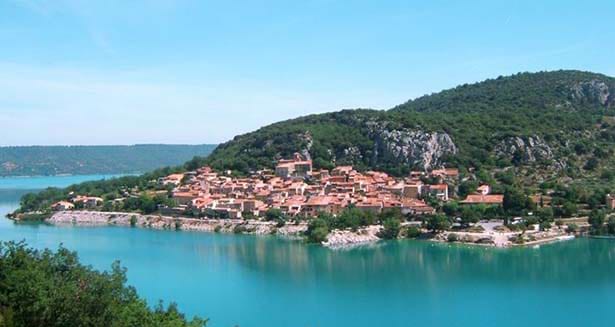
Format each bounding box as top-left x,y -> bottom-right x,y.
503,187 -> 529,215
588,209 -> 606,234
306,218 -> 330,243
566,223 -> 579,233
536,207 -> 554,223
607,217 -> 615,235
460,206 -> 480,228
405,226 -> 421,238
377,218 -> 401,239
458,181 -> 478,199
265,208 -> 284,221
561,201 -> 578,218
425,214 -> 451,233
442,202 -> 459,217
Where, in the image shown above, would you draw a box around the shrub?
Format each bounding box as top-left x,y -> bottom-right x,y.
539,221 -> 551,231
566,223 -> 579,233
447,233 -> 459,242
306,218 -> 330,243
377,218 -> 401,240
406,226 -> 421,238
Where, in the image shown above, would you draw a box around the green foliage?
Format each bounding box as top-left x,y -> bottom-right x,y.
405,226 -> 422,238
536,207 -> 554,223
377,218 -> 401,239
561,202 -> 578,218
503,187 -> 531,215
539,221 -> 552,231
264,208 -> 284,221
0,241 -> 206,327
460,206 -> 481,227
589,209 -> 606,234
16,166 -> 184,214
607,217 -> 615,235
447,233 -> 459,242
306,217 -> 330,243
458,181 -> 478,199
566,223 -> 579,233
0,144 -> 216,177
425,214 -> 451,233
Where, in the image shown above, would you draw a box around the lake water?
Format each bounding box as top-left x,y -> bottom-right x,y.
2,176 -> 615,327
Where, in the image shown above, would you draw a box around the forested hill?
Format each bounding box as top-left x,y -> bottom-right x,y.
205,70 -> 615,185
0,144 -> 216,176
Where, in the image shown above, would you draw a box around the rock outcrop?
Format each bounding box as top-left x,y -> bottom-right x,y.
368,123 -> 457,170
494,136 -> 565,169
570,79 -> 614,107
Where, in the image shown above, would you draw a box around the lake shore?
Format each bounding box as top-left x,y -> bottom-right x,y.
46,210 -> 308,236
44,211 -> 385,247
39,211 -> 577,249
45,210 -> 387,247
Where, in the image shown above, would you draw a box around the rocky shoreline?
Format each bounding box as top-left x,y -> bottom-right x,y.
47,210 -> 308,235
42,211 -> 575,249
45,211 -> 384,247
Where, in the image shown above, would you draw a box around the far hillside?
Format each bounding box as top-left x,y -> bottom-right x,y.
0,144 -> 217,177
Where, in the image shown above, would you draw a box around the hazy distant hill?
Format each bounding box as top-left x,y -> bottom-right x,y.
0,144 -> 217,177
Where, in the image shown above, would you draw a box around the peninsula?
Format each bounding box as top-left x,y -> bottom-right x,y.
12,153 -> 608,248
10,71 -> 615,247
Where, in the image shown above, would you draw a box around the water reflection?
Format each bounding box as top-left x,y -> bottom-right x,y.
205,234 -> 615,289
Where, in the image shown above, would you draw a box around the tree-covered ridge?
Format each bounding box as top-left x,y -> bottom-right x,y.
392,70 -> 615,114
0,144 -> 217,177
0,241 -> 206,327
205,70 -> 615,183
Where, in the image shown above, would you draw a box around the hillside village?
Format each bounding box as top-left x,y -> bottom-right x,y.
53,153 -> 505,220
36,152 -> 615,247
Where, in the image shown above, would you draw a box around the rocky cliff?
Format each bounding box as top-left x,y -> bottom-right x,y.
369,124 -> 457,170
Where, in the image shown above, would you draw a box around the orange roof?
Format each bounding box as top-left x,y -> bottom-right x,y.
402,199 -> 429,207
305,196 -> 334,206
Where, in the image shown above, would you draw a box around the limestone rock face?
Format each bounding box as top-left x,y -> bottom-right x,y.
369,124 -> 457,170
570,80 -> 613,107
299,131 -> 313,161
494,135 -> 566,170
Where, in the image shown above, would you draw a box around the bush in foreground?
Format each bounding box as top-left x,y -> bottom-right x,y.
0,241 -> 206,327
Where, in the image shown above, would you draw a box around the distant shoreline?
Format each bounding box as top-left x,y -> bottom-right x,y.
0,173 -> 139,179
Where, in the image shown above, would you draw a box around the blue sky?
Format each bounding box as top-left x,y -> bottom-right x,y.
1,0 -> 614,146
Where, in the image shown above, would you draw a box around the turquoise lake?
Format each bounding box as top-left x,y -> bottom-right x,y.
2,175 -> 615,326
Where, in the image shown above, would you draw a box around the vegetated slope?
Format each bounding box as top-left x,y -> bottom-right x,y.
0,144 -> 217,176
206,70 -> 615,185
